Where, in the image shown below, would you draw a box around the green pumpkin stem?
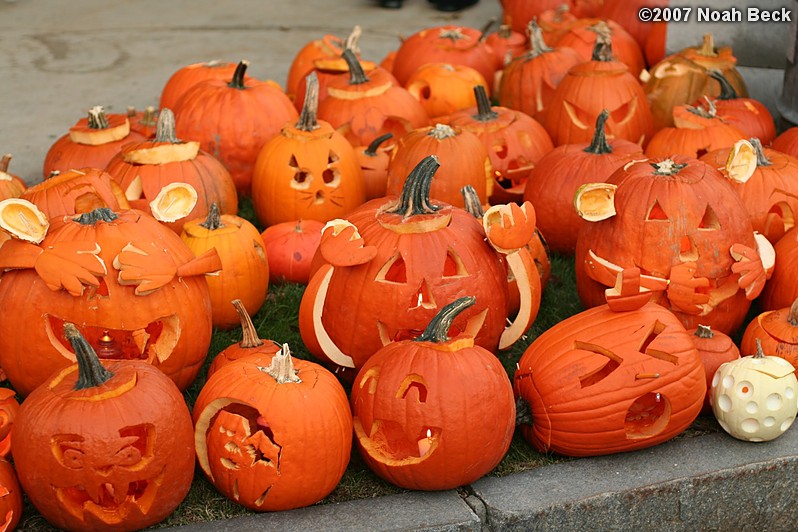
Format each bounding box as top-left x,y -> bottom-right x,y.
414,296 -> 476,343
154,108 -> 181,144
386,155 -> 441,217
74,208 -> 119,225
789,299 -> 798,326
750,138 -> 772,167
297,72 -> 320,132
590,21 -> 613,62
708,70 -> 738,100
461,185 -> 484,218
200,203 -> 223,230
472,85 -> 498,122
232,299 -> 264,348
265,344 -> 302,384
694,324 -> 714,339
227,60 -> 249,90
651,159 -> 688,176
63,322 -> 114,390
87,106 -> 110,129
364,133 -> 393,156
342,48 -> 370,85
0,154 -> 10,174
527,19 -> 552,58
584,109 -> 613,154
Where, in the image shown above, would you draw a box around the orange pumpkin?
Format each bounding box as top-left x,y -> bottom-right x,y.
0,390 -> 18,459
554,19 -> 646,79
761,226 -> 798,311
260,218 -> 324,284
598,0 -> 668,67
0,459 -> 21,531
285,30 -> 349,101
126,106 -> 158,139
688,324 -> 740,414
701,71 -> 776,145
771,126 -> 798,158
356,133 -> 394,200
0,155 -> 27,201
405,63 -> 489,120
159,60 -> 239,111
740,298 -> 798,376
21,167 -> 130,218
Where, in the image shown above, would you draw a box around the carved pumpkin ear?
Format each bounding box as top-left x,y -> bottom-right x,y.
319,219 -> 377,267
0,198 -> 49,244
724,139 -> 757,183
574,183 -> 617,221
149,182 -> 198,223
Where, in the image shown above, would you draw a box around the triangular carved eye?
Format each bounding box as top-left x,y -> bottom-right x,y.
375,253 -> 407,284
289,155 -> 311,189
646,200 -> 668,221
609,98 -> 638,126
327,150 -> 339,165
442,249 -> 468,278
698,205 -> 720,229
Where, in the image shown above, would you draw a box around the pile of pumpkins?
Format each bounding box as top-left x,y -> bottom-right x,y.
0,0 -> 797,529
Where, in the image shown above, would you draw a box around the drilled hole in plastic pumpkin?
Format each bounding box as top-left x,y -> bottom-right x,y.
625,392 -> 671,439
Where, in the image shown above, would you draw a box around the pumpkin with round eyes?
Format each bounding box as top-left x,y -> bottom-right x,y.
299,156 -> 541,375
574,156 -> 772,335
43,106 -> 147,179
352,296 -> 515,490
543,27 -> 653,148
0,155 -> 27,202
514,297 -> 706,457
21,167 -> 130,218
251,73 -> 366,228
0,204 -> 220,397
554,19 -> 646,80
13,324 -> 194,531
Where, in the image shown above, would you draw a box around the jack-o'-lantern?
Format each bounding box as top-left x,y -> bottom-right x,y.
574,156 -> 774,335
0,155 -> 27,201
193,344 -> 352,511
0,201 -> 221,396
701,71 -> 775,145
761,226 -> 798,311
544,28 -> 653,147
0,389 -> 18,459
406,63 -> 489,121
514,291 -> 706,456
299,156 -> 540,374
251,73 -> 366,227
351,297 -> 515,490
710,339 -> 798,442
689,324 -> 740,414
740,299 -> 798,376
598,0 -> 667,66
0,458 -> 21,531
13,324 -> 195,531
21,167 -> 130,218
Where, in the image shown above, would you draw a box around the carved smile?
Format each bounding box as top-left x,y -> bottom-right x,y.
55,471 -> 164,524
353,418 -> 440,465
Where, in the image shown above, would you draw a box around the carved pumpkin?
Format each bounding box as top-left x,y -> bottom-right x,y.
710,339 -> 798,442
443,85 -> 554,204
317,50 -> 429,148
688,325 -> 740,414
181,204 -> 269,329
514,297 -> 706,456
42,106 -> 147,179
740,299 -> 798,376
554,19 -> 646,79
351,296 -> 515,490
299,156 -> 540,374
356,133 -> 394,200
173,60 -> 299,196
523,109 -> 644,255
701,71 -> 775,145
544,29 -> 653,147
251,73 -> 366,227
21,167 -> 130,218
0,155 -> 27,201
0,390 -> 18,459
0,459 -> 21,532
13,324 -> 195,531
574,156 -> 774,335
0,203 -> 221,396
760,226 -> 798,311
159,60 -> 239,111
260,218 -> 324,284
193,344 -> 352,511
405,63 -> 488,120
497,20 -> 584,125
385,123 -> 492,208
105,109 -> 239,234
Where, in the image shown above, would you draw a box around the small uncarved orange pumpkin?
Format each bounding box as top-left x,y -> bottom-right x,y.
260,218 -> 325,284
0,155 -> 27,201
740,298 -> 798,376
688,324 -> 740,414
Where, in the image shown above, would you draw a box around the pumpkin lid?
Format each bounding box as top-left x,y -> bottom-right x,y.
68,106 -> 132,145
0,198 -> 49,243
149,182 -> 198,223
574,182 -> 617,221
377,155 -> 452,233
732,339 -> 796,379
121,109 -> 200,164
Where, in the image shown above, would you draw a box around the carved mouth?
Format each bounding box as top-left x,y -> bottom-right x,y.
45,315 -> 180,363
376,308 -> 488,345
353,418 -> 440,465
55,471 -> 164,523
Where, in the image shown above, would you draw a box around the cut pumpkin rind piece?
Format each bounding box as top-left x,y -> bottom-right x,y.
149,182 -> 198,222
0,198 -> 49,244
724,139 -> 757,183
574,183 -> 617,221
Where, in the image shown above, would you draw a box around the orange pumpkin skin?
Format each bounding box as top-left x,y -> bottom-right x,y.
13,340 -> 195,532
159,60 -> 239,111
699,73 -> 775,145
405,63 -> 489,121
575,156 -> 761,335
688,325 -> 741,414
0,458 -> 22,531
0,390 -> 18,459
554,19 -> 646,79
0,209 -> 215,396
645,103 -> 747,159
286,33 -> 346,101
260,219 -> 324,284
351,298 -> 515,490
356,133 -> 394,200
772,127 -> 798,158
0,155 -> 27,201
761,226 -> 798,311
173,61 -> 299,197
500,0 -> 572,33
740,299 -> 798,376
193,349 -> 352,511
126,106 -> 158,139
598,0 -> 667,67
43,109 -> 147,179
21,167 -> 130,218
514,301 -> 706,457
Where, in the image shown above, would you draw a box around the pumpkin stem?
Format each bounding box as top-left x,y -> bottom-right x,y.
708,70 -> 738,100
364,133 -> 393,156
497,24 -> 512,39
87,106 -> 110,129
63,322 -> 115,390
472,85 -> 498,122
344,25 -> 362,55
265,344 -> 302,384
428,123 -> 457,140
687,97 -> 718,119
342,48 -> 370,86
200,203 -> 223,230
750,138 -> 772,167
296,72 -> 320,132
0,154 -> 10,174
461,185 -> 484,218
789,298 -> 798,326
526,19 -> 553,58
231,299 -> 265,348
754,338 -> 765,359
515,396 -> 533,426
74,208 -> 119,225
694,324 -> 714,339
386,155 -> 441,217
590,21 -> 613,62
439,27 -> 468,42
650,159 -> 688,176
415,296 -> 476,343
129,105 -> 158,127
479,17 -> 497,42
227,60 -> 249,90
697,33 -> 718,57
583,109 -> 613,154
46,170 -> 60,180
154,108 -> 181,144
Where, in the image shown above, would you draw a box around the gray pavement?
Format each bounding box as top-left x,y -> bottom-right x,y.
2,1 -> 798,530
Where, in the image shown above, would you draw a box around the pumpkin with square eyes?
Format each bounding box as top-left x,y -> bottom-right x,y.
574,156 -> 771,335
299,156 -> 541,375
13,324 -> 194,531
351,297 -> 515,490
251,73 -> 366,228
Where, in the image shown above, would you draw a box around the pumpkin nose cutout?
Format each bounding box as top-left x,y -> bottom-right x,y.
411,280 -> 436,310
679,235 -> 698,261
